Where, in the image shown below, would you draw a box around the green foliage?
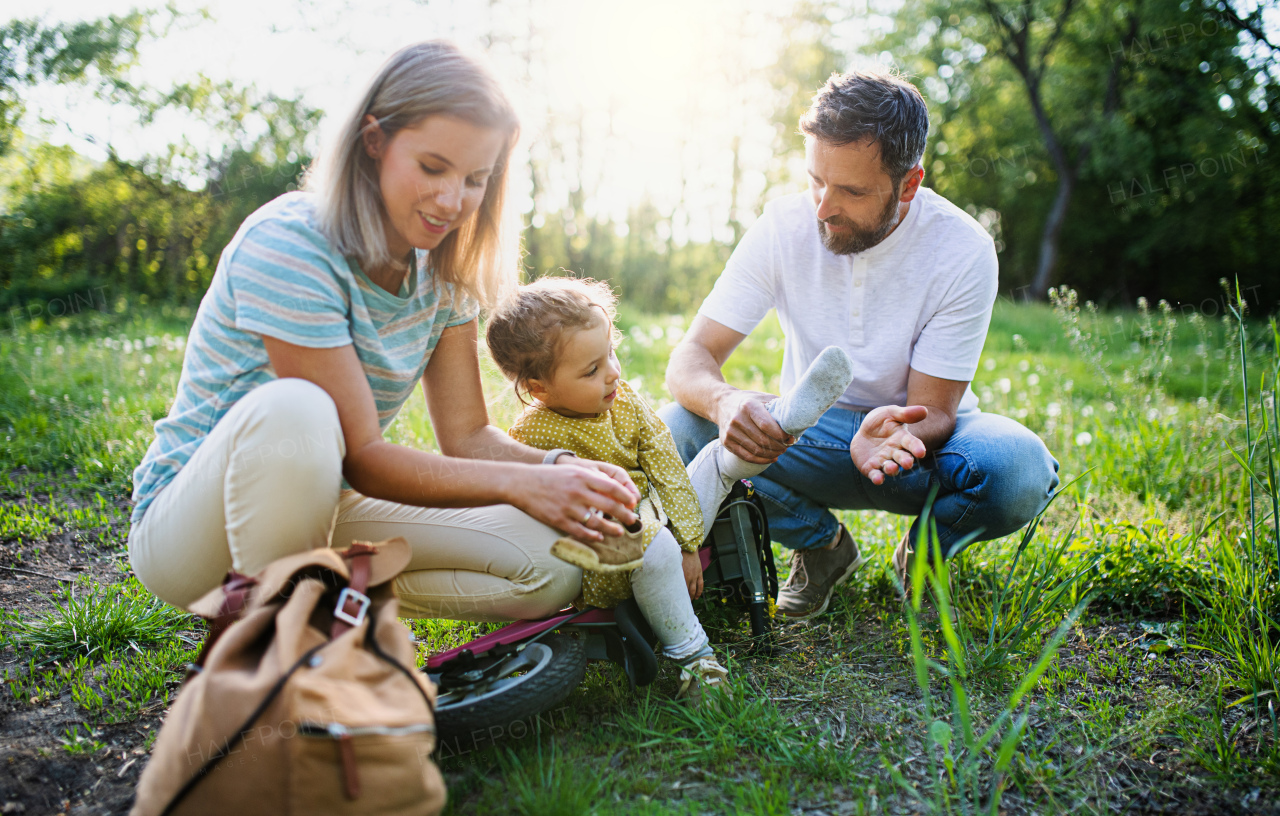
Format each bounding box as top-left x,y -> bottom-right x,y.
488,741 -> 605,816
4,653 -> 88,705
0,12 -> 150,155
880,0 -> 1279,305
0,101 -> 316,309
59,723 -> 107,755
899,524 -> 1089,814
1191,313 -> 1280,707
70,641 -> 193,724
0,492 -> 128,548
953,511 -> 1100,678
0,9 -> 319,311
0,312 -> 199,494
0,576 -> 193,660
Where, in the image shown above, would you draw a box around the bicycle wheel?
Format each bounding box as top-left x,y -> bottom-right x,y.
431,632 -> 586,743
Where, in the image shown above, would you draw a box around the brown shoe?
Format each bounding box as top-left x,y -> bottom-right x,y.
776,526 -> 866,621
892,531 -> 912,588
893,531 -> 957,625
551,518 -> 645,573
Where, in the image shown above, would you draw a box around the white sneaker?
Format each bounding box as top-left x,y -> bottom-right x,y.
677,654 -> 731,704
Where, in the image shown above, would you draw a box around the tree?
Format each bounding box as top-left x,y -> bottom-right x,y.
880,0 -> 1278,307
0,11 -> 320,310
0,13 -> 150,156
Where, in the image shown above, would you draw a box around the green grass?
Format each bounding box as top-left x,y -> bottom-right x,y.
2,293 -> 1279,812
0,576 -> 193,660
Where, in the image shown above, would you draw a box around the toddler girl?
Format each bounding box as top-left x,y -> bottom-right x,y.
485,277 -> 854,700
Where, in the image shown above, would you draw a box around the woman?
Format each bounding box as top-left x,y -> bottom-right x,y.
127,41 -> 639,620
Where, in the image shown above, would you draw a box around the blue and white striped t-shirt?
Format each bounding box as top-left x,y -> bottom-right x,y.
130,192 -> 478,523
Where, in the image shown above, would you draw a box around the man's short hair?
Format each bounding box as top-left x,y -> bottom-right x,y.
799,67 -> 930,186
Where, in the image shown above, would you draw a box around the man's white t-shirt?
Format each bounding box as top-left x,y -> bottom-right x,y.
697,186 -> 998,414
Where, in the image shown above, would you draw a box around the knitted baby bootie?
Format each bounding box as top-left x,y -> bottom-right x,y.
551,517 -> 645,573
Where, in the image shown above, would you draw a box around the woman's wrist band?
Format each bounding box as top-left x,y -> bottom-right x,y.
542,448 -> 577,465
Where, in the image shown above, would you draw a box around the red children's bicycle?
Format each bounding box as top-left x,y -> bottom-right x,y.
425,480 -> 778,741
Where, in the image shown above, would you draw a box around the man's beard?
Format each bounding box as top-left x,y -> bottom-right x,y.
817,187 -> 902,255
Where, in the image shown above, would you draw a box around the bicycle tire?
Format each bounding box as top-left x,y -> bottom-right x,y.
432,632 -> 586,743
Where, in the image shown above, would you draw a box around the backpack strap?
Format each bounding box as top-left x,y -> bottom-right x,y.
188,572 -> 257,678
330,542 -> 376,640
162,642 -> 325,816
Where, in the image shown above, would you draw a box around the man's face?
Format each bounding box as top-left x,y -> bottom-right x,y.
806,137 -> 912,255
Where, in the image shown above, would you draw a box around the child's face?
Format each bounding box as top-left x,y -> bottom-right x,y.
532,312 -> 622,418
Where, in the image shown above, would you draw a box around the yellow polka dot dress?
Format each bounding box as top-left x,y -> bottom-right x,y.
507,380 -> 704,609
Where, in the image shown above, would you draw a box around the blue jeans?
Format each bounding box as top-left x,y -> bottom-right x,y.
658,404 -> 1060,558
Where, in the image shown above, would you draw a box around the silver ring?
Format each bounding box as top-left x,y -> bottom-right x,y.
581,511 -> 593,524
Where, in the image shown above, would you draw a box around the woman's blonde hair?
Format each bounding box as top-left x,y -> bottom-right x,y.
486,277 -> 621,404
306,40 -> 519,308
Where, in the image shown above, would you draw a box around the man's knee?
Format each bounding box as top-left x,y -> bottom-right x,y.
975,423 -> 1059,533
656,403 -> 718,464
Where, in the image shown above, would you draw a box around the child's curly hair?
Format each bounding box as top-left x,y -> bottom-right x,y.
485,276 -> 621,403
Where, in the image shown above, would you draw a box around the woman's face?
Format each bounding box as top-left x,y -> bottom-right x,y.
362,114 -> 506,257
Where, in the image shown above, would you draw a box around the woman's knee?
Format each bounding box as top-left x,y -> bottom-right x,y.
391,506 -> 583,621
502,522 -> 581,618
231,378 -> 345,476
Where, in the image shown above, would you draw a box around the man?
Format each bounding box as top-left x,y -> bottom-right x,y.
660,67 -> 1059,620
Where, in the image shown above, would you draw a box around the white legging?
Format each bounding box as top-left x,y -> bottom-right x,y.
631,528 -> 709,661
127,378 -> 580,621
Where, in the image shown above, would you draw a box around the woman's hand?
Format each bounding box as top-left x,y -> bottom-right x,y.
682,550 -> 704,600
566,457 -> 640,499
511,462 -> 640,542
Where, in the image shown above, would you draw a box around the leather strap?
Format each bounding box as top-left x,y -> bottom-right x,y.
330,543 -> 375,640
337,734 -> 361,799
188,572 -> 257,679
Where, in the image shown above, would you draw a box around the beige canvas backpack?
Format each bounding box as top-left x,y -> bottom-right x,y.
131,539 -> 445,816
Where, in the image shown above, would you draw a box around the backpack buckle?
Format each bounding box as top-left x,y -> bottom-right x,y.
334,588 -> 370,627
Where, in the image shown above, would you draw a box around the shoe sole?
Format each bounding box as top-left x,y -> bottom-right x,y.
778,550 -> 869,623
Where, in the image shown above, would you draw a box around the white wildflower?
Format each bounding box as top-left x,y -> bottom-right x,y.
1075,432 -> 1093,446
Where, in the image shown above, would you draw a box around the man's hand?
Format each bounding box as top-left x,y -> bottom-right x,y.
681,550 -> 704,600
714,389 -> 795,465
850,405 -> 929,485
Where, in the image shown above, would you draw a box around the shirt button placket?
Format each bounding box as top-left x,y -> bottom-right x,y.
850,257 -> 866,345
